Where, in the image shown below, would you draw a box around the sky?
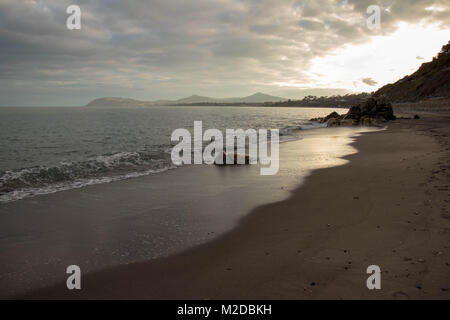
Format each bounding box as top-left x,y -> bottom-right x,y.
0,0 -> 449,106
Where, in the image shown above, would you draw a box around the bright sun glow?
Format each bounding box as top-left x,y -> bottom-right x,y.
308,23 -> 450,92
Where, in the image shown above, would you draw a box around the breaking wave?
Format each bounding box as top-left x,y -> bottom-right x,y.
0,152 -> 175,203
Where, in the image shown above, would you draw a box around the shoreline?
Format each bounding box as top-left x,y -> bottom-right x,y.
1,125 -> 363,298
22,111 -> 450,299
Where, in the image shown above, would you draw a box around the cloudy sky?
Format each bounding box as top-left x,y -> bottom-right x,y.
0,0 -> 449,106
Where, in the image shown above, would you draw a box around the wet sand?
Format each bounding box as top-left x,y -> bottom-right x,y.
20,111 -> 450,300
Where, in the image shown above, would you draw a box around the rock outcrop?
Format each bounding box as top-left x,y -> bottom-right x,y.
312,96 -> 396,127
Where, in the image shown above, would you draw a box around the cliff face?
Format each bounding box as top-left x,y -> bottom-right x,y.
374,41 -> 450,102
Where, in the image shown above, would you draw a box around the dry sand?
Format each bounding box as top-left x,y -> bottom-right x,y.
23,112 -> 450,299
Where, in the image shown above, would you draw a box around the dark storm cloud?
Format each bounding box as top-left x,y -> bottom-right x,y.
0,0 -> 449,105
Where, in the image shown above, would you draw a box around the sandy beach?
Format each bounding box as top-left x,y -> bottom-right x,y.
0,122 -> 366,298
19,110 -> 450,300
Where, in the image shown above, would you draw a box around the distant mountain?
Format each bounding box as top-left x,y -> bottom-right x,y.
221,92 -> 286,103
374,41 -> 450,102
86,97 -> 153,107
86,92 -> 287,106
174,95 -> 218,104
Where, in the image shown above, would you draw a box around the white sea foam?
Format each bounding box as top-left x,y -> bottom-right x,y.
0,166 -> 174,203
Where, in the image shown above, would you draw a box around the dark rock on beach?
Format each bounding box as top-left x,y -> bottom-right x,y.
344,105 -> 362,120
323,111 -> 340,122
310,111 -> 339,123
311,96 -> 396,127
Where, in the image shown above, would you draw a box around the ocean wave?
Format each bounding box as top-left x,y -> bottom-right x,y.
0,151 -> 175,203
0,166 -> 173,203
279,121 -> 327,138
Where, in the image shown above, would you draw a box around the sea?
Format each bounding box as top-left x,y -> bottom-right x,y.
0,105 -> 345,203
